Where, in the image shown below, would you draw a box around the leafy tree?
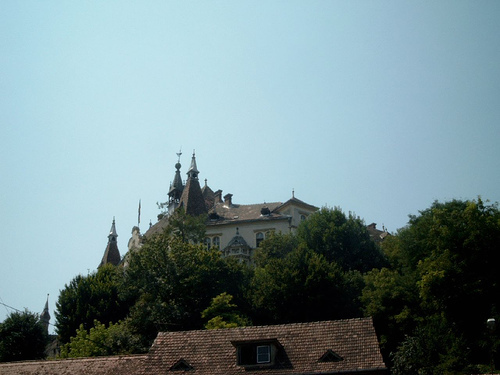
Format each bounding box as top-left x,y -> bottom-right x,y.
202,293 -> 250,329
363,198 -> 500,373
123,233 -> 249,345
55,264 -> 128,343
253,232 -> 298,267
164,207 -> 207,243
0,310 -> 48,362
59,320 -> 145,358
297,207 -> 386,272
251,245 -> 363,325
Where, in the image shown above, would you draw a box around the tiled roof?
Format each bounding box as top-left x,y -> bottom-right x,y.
0,354 -> 147,375
0,319 -> 386,375
208,202 -> 288,226
274,196 -> 319,213
99,241 -> 121,267
179,178 -> 208,217
140,318 -> 386,375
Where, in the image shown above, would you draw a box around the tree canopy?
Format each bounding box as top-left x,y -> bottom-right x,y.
362,198 -> 500,374
55,264 -> 129,344
52,198 -> 500,373
0,310 -> 48,362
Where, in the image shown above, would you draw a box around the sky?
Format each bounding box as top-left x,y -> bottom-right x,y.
1,1 -> 499,333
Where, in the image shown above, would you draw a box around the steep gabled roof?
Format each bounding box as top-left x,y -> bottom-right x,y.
274,196 -> 319,214
140,318 -> 387,375
179,177 -> 208,217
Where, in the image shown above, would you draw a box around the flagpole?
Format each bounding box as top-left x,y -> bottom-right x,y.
138,199 -> 141,229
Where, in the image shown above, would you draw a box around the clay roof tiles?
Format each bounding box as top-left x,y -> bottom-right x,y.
0,354 -> 147,375
140,318 -> 386,375
0,319 -> 386,375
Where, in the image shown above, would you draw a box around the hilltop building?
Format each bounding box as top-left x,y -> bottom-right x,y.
101,151 -> 388,267
129,151 -> 319,264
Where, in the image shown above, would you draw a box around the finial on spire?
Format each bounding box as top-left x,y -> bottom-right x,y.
292,188 -> 295,198
187,150 -> 199,180
176,148 -> 182,163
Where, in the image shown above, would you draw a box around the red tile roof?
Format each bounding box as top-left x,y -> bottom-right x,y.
0,354 -> 147,375
0,319 -> 386,375
140,318 -> 386,375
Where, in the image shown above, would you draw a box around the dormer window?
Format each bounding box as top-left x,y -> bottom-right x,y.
232,339 -> 281,367
257,345 -> 271,363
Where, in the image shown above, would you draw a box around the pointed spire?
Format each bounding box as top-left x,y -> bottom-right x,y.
40,294 -> 50,334
99,218 -> 121,267
187,150 -> 199,180
108,217 -> 118,242
168,150 -> 185,215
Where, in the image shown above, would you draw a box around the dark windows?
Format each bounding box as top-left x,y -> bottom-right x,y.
257,345 -> 271,363
234,340 -> 280,367
256,232 -> 264,247
238,344 -> 271,365
213,236 -> 220,250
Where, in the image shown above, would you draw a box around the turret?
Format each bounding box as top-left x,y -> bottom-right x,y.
168,150 -> 184,215
98,218 -> 121,267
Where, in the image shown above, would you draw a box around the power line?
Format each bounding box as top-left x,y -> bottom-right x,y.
0,300 -> 22,313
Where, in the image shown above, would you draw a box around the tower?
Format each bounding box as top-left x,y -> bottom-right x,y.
40,294 -> 50,334
168,150 -> 184,216
178,151 -> 207,216
98,218 -> 121,267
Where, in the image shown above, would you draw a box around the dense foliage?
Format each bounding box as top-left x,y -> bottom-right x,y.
52,200 -> 500,373
0,310 -> 48,362
362,198 -> 500,374
55,264 -> 129,343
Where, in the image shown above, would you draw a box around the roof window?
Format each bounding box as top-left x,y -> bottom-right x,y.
319,349 -> 344,362
232,339 -> 281,367
170,358 -> 194,371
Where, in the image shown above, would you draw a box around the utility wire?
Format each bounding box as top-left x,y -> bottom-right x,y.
0,300 -> 22,313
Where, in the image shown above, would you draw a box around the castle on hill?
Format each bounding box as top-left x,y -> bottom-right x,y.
99,151 -> 388,267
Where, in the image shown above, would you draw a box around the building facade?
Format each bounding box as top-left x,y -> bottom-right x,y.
131,151 -> 319,264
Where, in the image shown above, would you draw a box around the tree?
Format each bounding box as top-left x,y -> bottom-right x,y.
251,244 -> 363,325
55,264 -> 129,344
59,320 -> 145,358
362,198 -> 500,373
0,310 -> 48,362
202,293 -> 250,329
164,207 -> 207,244
297,207 -> 386,272
123,233 -> 249,345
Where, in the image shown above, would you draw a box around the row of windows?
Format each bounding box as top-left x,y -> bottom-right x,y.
205,231 -> 271,250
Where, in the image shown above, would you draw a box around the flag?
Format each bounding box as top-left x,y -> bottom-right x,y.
138,199 -> 141,225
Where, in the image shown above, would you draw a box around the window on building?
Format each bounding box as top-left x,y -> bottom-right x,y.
257,345 -> 271,363
204,237 -> 211,250
238,344 -> 269,365
256,232 -> 264,247
300,214 -> 307,222
213,236 -> 220,250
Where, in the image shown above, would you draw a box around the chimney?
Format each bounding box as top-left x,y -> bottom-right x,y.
214,190 -> 223,204
224,193 -> 233,206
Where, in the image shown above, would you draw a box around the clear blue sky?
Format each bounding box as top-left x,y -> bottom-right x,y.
1,1 -> 499,332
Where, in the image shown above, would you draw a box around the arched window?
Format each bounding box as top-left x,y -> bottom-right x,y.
256,232 -> 264,247
213,236 -> 220,250
300,214 -> 307,222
